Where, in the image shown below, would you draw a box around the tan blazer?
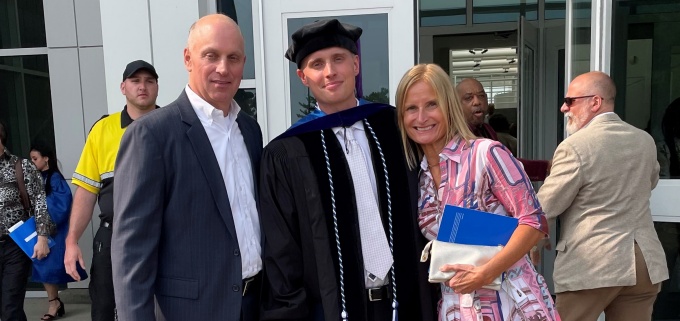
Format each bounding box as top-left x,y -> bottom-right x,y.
537,113 -> 668,293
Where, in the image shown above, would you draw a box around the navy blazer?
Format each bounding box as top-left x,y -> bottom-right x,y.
112,90 -> 263,321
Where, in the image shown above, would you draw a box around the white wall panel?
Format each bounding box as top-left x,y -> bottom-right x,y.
48,48 -> 84,178
43,0 -> 77,48
149,0 -> 200,105
74,0 -> 104,47
79,47 -> 109,130
99,0 -> 152,114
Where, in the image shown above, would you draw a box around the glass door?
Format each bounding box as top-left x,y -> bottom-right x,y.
260,0 -> 415,141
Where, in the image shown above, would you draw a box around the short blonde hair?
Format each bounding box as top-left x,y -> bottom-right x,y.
396,64 -> 475,169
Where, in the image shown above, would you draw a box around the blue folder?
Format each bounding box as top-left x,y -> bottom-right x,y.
8,217 -> 55,260
437,205 -> 518,246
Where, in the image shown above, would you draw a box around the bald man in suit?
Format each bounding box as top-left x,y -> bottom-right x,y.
112,14 -> 262,321
537,71 -> 668,321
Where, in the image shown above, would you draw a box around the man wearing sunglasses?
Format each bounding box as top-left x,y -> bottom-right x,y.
537,71 -> 668,321
456,78 -> 551,181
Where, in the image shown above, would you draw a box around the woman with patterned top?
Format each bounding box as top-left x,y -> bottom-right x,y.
395,64 -> 560,321
0,120 -> 53,321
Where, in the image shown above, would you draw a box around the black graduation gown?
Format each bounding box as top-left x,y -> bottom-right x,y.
259,106 -> 437,321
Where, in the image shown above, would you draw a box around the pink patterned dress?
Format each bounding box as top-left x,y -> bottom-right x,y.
418,137 -> 560,321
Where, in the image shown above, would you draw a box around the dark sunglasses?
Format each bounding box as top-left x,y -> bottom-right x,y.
563,95 -> 596,106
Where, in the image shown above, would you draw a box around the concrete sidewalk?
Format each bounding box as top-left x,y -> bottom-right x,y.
24,289 -> 91,321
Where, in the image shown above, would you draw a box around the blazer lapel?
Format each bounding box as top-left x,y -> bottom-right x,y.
176,91 -> 237,239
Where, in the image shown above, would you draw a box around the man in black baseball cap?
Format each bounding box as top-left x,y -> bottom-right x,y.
65,59 -> 159,321
259,18 -> 436,321
122,59 -> 159,81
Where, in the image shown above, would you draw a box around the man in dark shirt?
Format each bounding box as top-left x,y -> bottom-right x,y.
456,78 -> 550,181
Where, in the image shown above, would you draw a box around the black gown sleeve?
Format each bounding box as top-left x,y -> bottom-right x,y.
259,143 -> 309,321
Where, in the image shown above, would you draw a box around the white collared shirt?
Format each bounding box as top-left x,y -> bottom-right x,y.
185,85 -> 262,279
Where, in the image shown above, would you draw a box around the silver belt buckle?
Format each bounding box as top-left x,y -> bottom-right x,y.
367,287 -> 382,302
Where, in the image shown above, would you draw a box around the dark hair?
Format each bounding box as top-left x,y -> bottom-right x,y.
30,141 -> 61,196
488,113 -> 511,133
662,98 -> 680,177
0,119 -> 7,146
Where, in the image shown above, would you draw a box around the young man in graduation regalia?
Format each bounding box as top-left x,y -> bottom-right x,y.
259,19 -> 437,321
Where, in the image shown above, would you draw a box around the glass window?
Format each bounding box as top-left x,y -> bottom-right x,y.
473,0 -> 538,24
234,88 -> 256,119
217,0 -> 255,79
569,0 -> 591,79
0,0 -> 47,49
420,0 -> 466,27
449,43 -> 520,142
610,1 -> 680,180
545,0 -> 566,20
287,14 -> 389,124
0,55 -> 54,158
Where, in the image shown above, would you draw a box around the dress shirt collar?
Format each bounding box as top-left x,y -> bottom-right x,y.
185,85 -> 241,126
328,98 -> 364,137
333,120 -> 365,136
420,136 -> 469,172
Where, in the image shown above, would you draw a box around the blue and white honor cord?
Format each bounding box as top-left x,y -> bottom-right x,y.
319,119 -> 398,321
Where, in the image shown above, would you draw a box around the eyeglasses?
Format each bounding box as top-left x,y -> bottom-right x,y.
563,95 -> 596,106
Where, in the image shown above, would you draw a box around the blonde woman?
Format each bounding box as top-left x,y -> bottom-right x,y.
396,64 -> 560,321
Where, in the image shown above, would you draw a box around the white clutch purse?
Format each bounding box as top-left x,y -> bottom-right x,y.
420,240 -> 503,291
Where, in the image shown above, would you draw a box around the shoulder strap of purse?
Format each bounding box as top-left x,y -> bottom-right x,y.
14,158 -> 30,212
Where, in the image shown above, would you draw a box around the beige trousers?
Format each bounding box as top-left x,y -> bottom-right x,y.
555,244 -> 662,321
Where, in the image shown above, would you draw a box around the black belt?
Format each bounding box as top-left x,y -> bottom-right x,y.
100,221 -> 112,229
242,272 -> 262,297
367,286 -> 391,302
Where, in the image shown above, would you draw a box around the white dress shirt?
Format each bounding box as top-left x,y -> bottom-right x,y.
185,85 -> 262,279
